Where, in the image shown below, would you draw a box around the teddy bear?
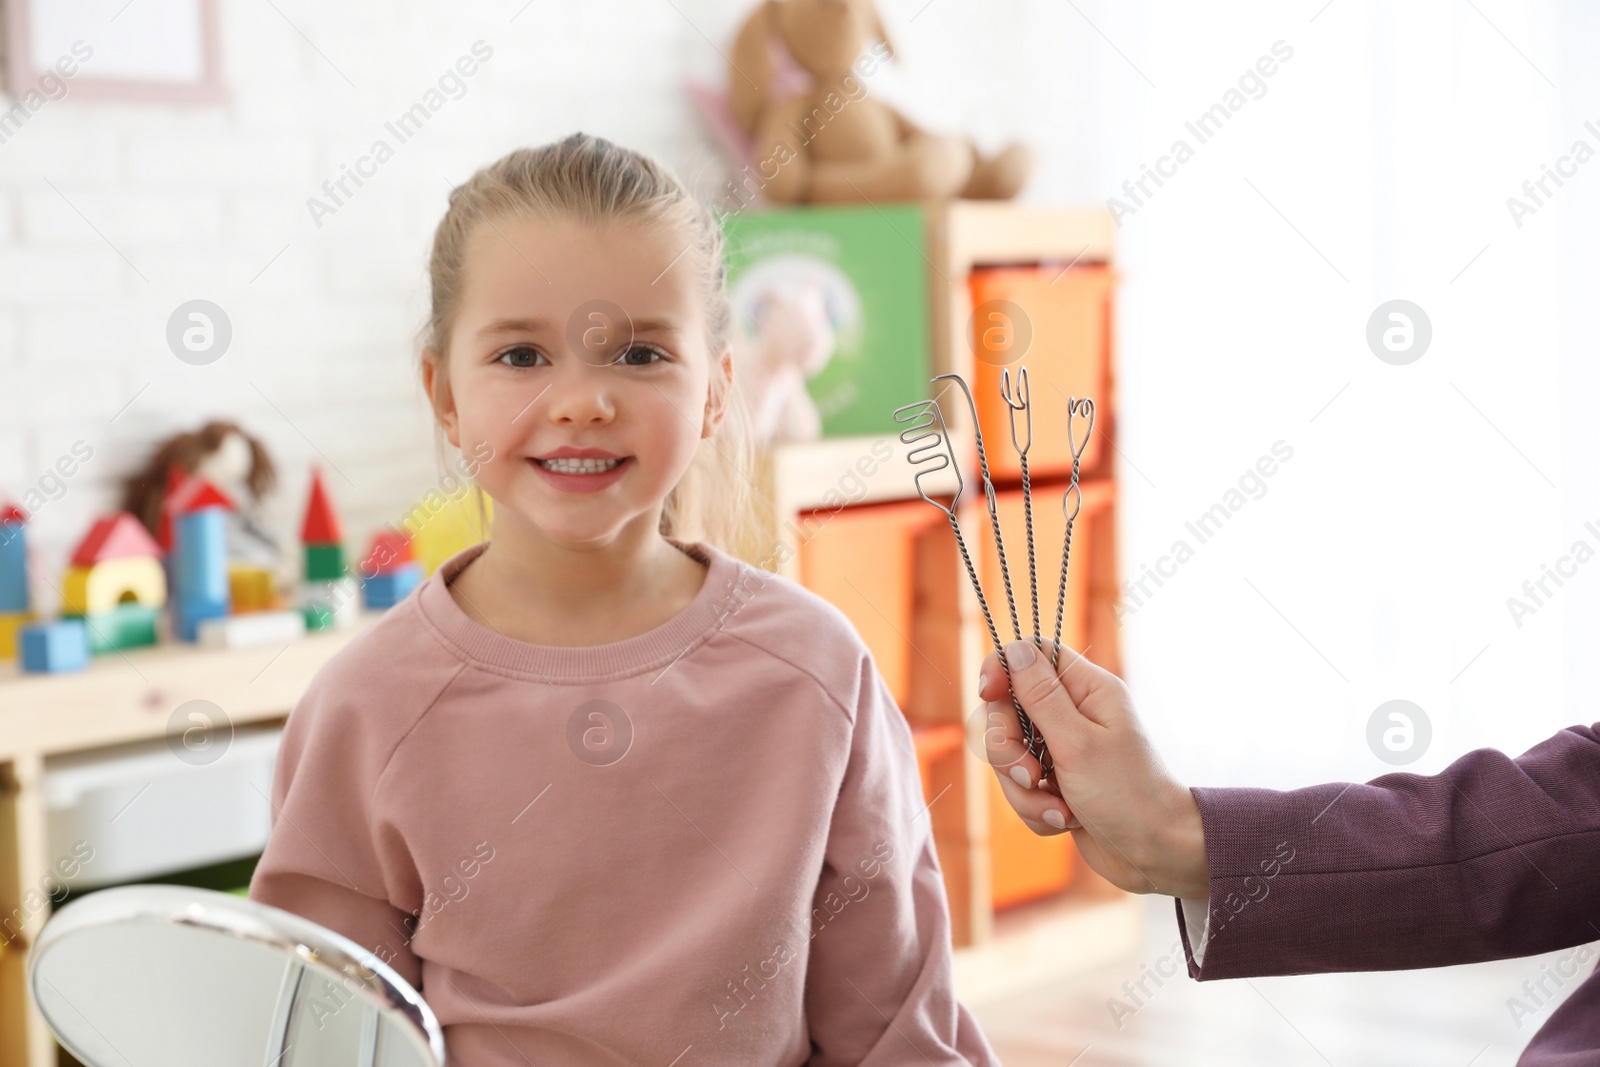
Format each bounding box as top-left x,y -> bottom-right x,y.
727,0 -> 1034,204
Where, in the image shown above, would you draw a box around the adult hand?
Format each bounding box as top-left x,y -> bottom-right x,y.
977,639 -> 1209,899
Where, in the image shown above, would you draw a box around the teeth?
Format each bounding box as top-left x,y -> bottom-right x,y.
538,457 -> 623,474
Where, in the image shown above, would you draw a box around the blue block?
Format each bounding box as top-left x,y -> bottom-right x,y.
21,620 -> 89,673
176,509 -> 230,604
0,521 -> 27,613
362,563 -> 421,610
174,597 -> 229,642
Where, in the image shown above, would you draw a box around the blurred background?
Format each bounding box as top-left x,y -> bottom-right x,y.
1,1 -> 1596,1064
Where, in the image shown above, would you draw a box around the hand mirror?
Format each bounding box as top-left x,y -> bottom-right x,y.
28,884 -> 446,1066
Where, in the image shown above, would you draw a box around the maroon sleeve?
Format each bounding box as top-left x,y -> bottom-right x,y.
1175,724 -> 1600,979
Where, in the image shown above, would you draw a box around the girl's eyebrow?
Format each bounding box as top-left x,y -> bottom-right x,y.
478,316 -> 554,338
476,316 -> 682,338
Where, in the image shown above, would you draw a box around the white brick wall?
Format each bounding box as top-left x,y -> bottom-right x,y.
0,0 -> 1104,614
0,0 -> 771,605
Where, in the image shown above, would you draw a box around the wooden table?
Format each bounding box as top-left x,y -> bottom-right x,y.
0,614 -> 380,1067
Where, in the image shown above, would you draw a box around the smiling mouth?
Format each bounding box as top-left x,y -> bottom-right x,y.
534,457 -> 627,474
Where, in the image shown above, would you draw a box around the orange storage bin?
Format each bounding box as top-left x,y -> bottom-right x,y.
797,499 -> 939,708
989,773 -> 1074,909
967,265 -> 1114,482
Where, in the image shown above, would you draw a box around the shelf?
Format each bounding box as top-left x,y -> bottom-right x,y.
0,613 -> 382,763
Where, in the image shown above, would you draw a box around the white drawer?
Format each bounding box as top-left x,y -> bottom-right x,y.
43,727 -> 283,890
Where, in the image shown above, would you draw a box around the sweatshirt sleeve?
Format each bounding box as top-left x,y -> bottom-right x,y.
1174,724 -> 1600,980
802,654 -> 999,1066
248,667 -> 425,991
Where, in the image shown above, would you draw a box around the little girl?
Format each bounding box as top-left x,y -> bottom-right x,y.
249,133 -> 998,1066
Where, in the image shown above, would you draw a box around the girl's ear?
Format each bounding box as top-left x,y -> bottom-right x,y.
421,347 -> 462,449
704,346 -> 735,438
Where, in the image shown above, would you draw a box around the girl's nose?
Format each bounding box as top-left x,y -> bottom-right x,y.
544,361 -> 615,425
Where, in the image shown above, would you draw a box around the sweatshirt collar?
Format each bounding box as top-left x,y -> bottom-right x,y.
415,537 -> 745,682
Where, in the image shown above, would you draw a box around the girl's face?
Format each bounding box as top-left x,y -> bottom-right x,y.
423,212 -> 732,550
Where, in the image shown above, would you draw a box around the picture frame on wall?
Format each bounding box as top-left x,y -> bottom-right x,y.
3,0 -> 223,104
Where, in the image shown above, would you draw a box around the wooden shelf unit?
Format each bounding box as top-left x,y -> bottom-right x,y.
749,200 -> 1125,951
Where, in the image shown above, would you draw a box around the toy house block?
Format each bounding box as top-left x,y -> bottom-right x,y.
0,504 -> 29,614
0,610 -> 33,659
362,562 -> 421,610
62,557 -> 167,617
59,513 -> 168,655
229,564 -> 280,613
71,511 -> 164,567
20,620 -> 89,673
197,609 -> 306,650
360,529 -> 414,578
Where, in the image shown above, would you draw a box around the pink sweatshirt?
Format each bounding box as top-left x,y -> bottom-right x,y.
249,538 -> 998,1066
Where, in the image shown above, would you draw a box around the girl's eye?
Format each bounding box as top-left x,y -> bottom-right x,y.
497,345 -> 543,369
616,344 -> 664,367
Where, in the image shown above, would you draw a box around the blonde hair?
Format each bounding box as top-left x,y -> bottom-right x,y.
420,133 -> 760,559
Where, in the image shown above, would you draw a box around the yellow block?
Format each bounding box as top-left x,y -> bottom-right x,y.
229,564 -> 280,612
401,484 -> 493,578
0,611 -> 33,659
61,557 -> 167,617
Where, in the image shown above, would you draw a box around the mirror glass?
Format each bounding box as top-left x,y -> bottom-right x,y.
29,884 -> 446,1067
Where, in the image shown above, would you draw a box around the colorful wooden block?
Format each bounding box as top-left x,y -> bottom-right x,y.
228,564 -> 280,613
360,529 -> 414,577
0,508 -> 28,614
0,610 -> 33,659
66,602 -> 161,654
362,562 -> 421,610
175,508 -> 231,607
305,542 -> 347,582
174,596 -> 229,642
62,556 -> 167,617
70,512 -> 163,565
402,489 -> 492,578
20,620 -> 89,673
300,467 -> 344,544
197,609 -> 306,650
303,577 -> 359,631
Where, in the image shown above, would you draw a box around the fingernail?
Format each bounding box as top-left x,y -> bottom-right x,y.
1042,809 -> 1067,829
1010,765 -> 1031,788
1004,640 -> 1036,669
978,673 -> 989,695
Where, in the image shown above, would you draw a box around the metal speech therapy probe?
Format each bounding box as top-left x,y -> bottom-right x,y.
893,370 -> 1095,789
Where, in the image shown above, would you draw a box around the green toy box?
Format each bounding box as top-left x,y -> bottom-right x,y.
721,203 -> 930,439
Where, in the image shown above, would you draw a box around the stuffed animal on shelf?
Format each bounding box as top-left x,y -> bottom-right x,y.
119,420 -> 285,582
727,0 -> 1033,204
733,282 -> 835,448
